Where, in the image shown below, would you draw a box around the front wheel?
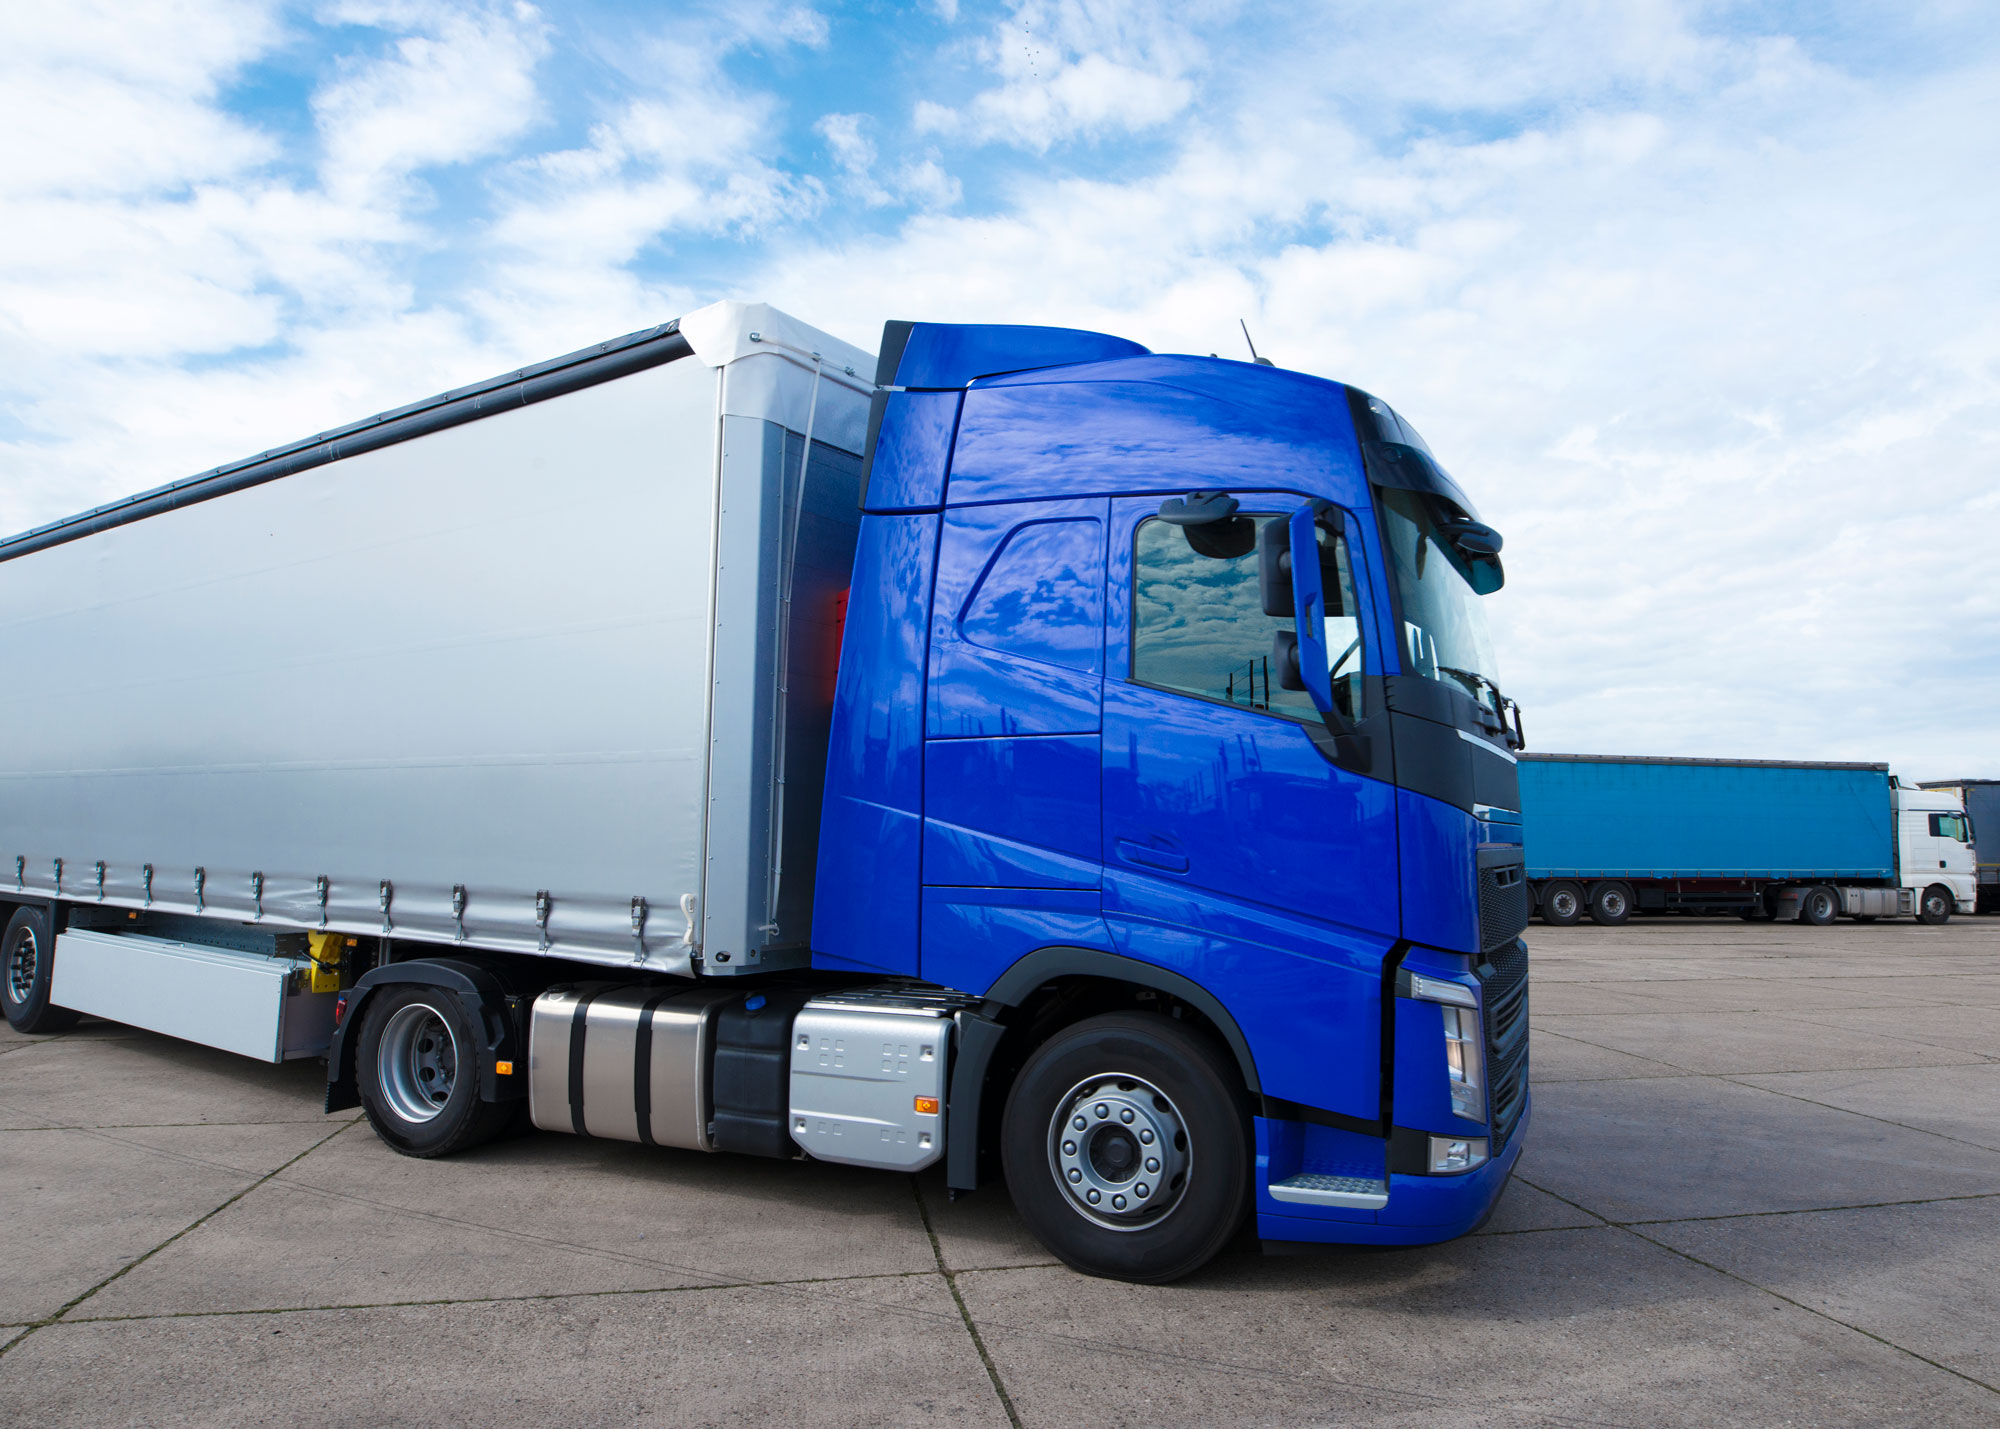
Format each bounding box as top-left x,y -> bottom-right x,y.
355,986 -> 514,1157
2,907 -> 82,1035
1918,885 -> 1954,925
1002,1013 -> 1249,1284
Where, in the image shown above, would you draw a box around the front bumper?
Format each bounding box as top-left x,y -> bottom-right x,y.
1255,1090 -> 1531,1248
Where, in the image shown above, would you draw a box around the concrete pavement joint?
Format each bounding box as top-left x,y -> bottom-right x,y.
0,1118 -> 336,1131
0,1117 -> 362,1363
913,1177 -> 1024,1429
48,1266 -> 960,1326
1515,1177 -> 2000,1402
252,1160 -> 944,1290
1710,1074 -> 2000,1156
943,1263 -> 1644,1429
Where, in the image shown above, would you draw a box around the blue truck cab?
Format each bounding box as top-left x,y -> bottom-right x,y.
812,320 -> 1532,1278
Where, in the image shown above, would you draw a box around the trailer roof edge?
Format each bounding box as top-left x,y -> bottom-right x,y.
0,321 -> 694,564
1519,753 -> 1892,772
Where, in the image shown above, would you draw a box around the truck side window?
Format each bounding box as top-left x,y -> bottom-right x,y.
1930,812 -> 1970,841
1131,513 -> 1364,722
959,518 -> 1104,674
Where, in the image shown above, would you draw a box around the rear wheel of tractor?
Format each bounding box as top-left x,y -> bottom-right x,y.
1588,882 -> 1632,926
1799,886 -> 1839,926
356,985 -> 514,1157
2,906 -> 82,1035
1918,885 -> 1953,925
1002,1012 -> 1249,1284
1541,881 -> 1583,926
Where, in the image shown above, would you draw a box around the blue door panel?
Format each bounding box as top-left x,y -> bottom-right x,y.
1101,683 -> 1401,937
1101,494 -> 1401,1120
922,887 -> 1111,994
923,735 -> 1102,889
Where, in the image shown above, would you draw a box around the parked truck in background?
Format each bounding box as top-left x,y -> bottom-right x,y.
0,302 -> 1531,1283
1918,780 -> 1998,913
1518,754 -> 1977,926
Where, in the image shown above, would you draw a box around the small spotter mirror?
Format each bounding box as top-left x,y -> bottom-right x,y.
1158,490 -> 1254,559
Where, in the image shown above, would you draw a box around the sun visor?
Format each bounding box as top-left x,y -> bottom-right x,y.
1361,441 -> 1479,522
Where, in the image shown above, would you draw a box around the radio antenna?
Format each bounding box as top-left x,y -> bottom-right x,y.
1239,319 -> 1274,367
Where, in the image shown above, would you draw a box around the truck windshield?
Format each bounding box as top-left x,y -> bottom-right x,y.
1378,486 -> 1502,710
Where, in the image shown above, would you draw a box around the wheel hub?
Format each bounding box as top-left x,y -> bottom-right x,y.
6,929 -> 38,1002
376,1002 -> 458,1124
1048,1074 -> 1191,1231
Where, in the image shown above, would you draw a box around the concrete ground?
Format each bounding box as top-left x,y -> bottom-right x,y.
2,919 -> 1998,1427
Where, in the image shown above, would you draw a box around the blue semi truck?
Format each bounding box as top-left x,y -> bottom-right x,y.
1519,754 -> 1979,926
0,303 -> 1530,1282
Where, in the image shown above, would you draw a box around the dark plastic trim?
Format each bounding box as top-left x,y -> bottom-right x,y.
2,324 -> 694,564
945,1009 -> 1007,1191
875,320 -> 916,388
981,945 -> 1262,1094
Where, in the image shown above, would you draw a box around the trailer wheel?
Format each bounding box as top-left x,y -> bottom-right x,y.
355,985 -> 514,1157
1002,1012 -> 1248,1284
2,907 -> 82,1035
1799,887 -> 1838,926
1541,882 -> 1583,926
1918,885 -> 1953,925
1587,882 -> 1632,926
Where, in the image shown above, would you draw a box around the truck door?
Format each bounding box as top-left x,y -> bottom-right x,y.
920,499 -> 1111,992
1101,495 -> 1399,1123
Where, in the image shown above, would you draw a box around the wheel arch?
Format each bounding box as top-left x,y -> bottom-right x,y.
946,946 -> 1261,1192
325,958 -> 525,1112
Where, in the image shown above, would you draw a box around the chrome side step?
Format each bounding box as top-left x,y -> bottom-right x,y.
1268,1172 -> 1389,1209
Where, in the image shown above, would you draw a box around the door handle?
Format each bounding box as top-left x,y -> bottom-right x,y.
1116,839 -> 1189,874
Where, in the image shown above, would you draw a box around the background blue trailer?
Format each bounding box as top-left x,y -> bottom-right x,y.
1515,754 -> 1952,925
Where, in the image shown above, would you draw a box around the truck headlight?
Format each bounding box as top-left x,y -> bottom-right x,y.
1440,1004 -> 1485,1122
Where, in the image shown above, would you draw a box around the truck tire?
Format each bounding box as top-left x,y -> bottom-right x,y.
1541,881 -> 1583,926
2,906 -> 82,1035
355,985 -> 515,1157
1799,886 -> 1838,926
1918,885 -> 1954,925
1001,1012 -> 1249,1284
1587,882 -> 1632,926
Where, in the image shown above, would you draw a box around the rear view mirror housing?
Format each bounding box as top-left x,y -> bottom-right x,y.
1159,490 -> 1255,559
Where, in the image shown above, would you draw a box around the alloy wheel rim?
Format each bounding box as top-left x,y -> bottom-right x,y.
376,1002 -> 458,1124
1047,1073 -> 1191,1232
6,929 -> 37,1003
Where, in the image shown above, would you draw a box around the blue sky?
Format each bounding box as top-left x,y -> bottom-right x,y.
2,1 -> 1995,776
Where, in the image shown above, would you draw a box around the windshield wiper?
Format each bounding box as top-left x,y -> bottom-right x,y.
1435,665 -> 1526,751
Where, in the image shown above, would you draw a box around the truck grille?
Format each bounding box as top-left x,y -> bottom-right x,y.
1477,847 -> 1530,954
1480,938 -> 1530,1148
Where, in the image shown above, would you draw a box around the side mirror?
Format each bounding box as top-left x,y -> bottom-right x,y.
1271,630 -> 1305,691
1159,490 -> 1255,559
1257,516 -> 1292,617
1440,516 -> 1505,594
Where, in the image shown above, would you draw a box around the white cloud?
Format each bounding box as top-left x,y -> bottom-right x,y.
313,0 -> 551,209
919,0 -> 1207,150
